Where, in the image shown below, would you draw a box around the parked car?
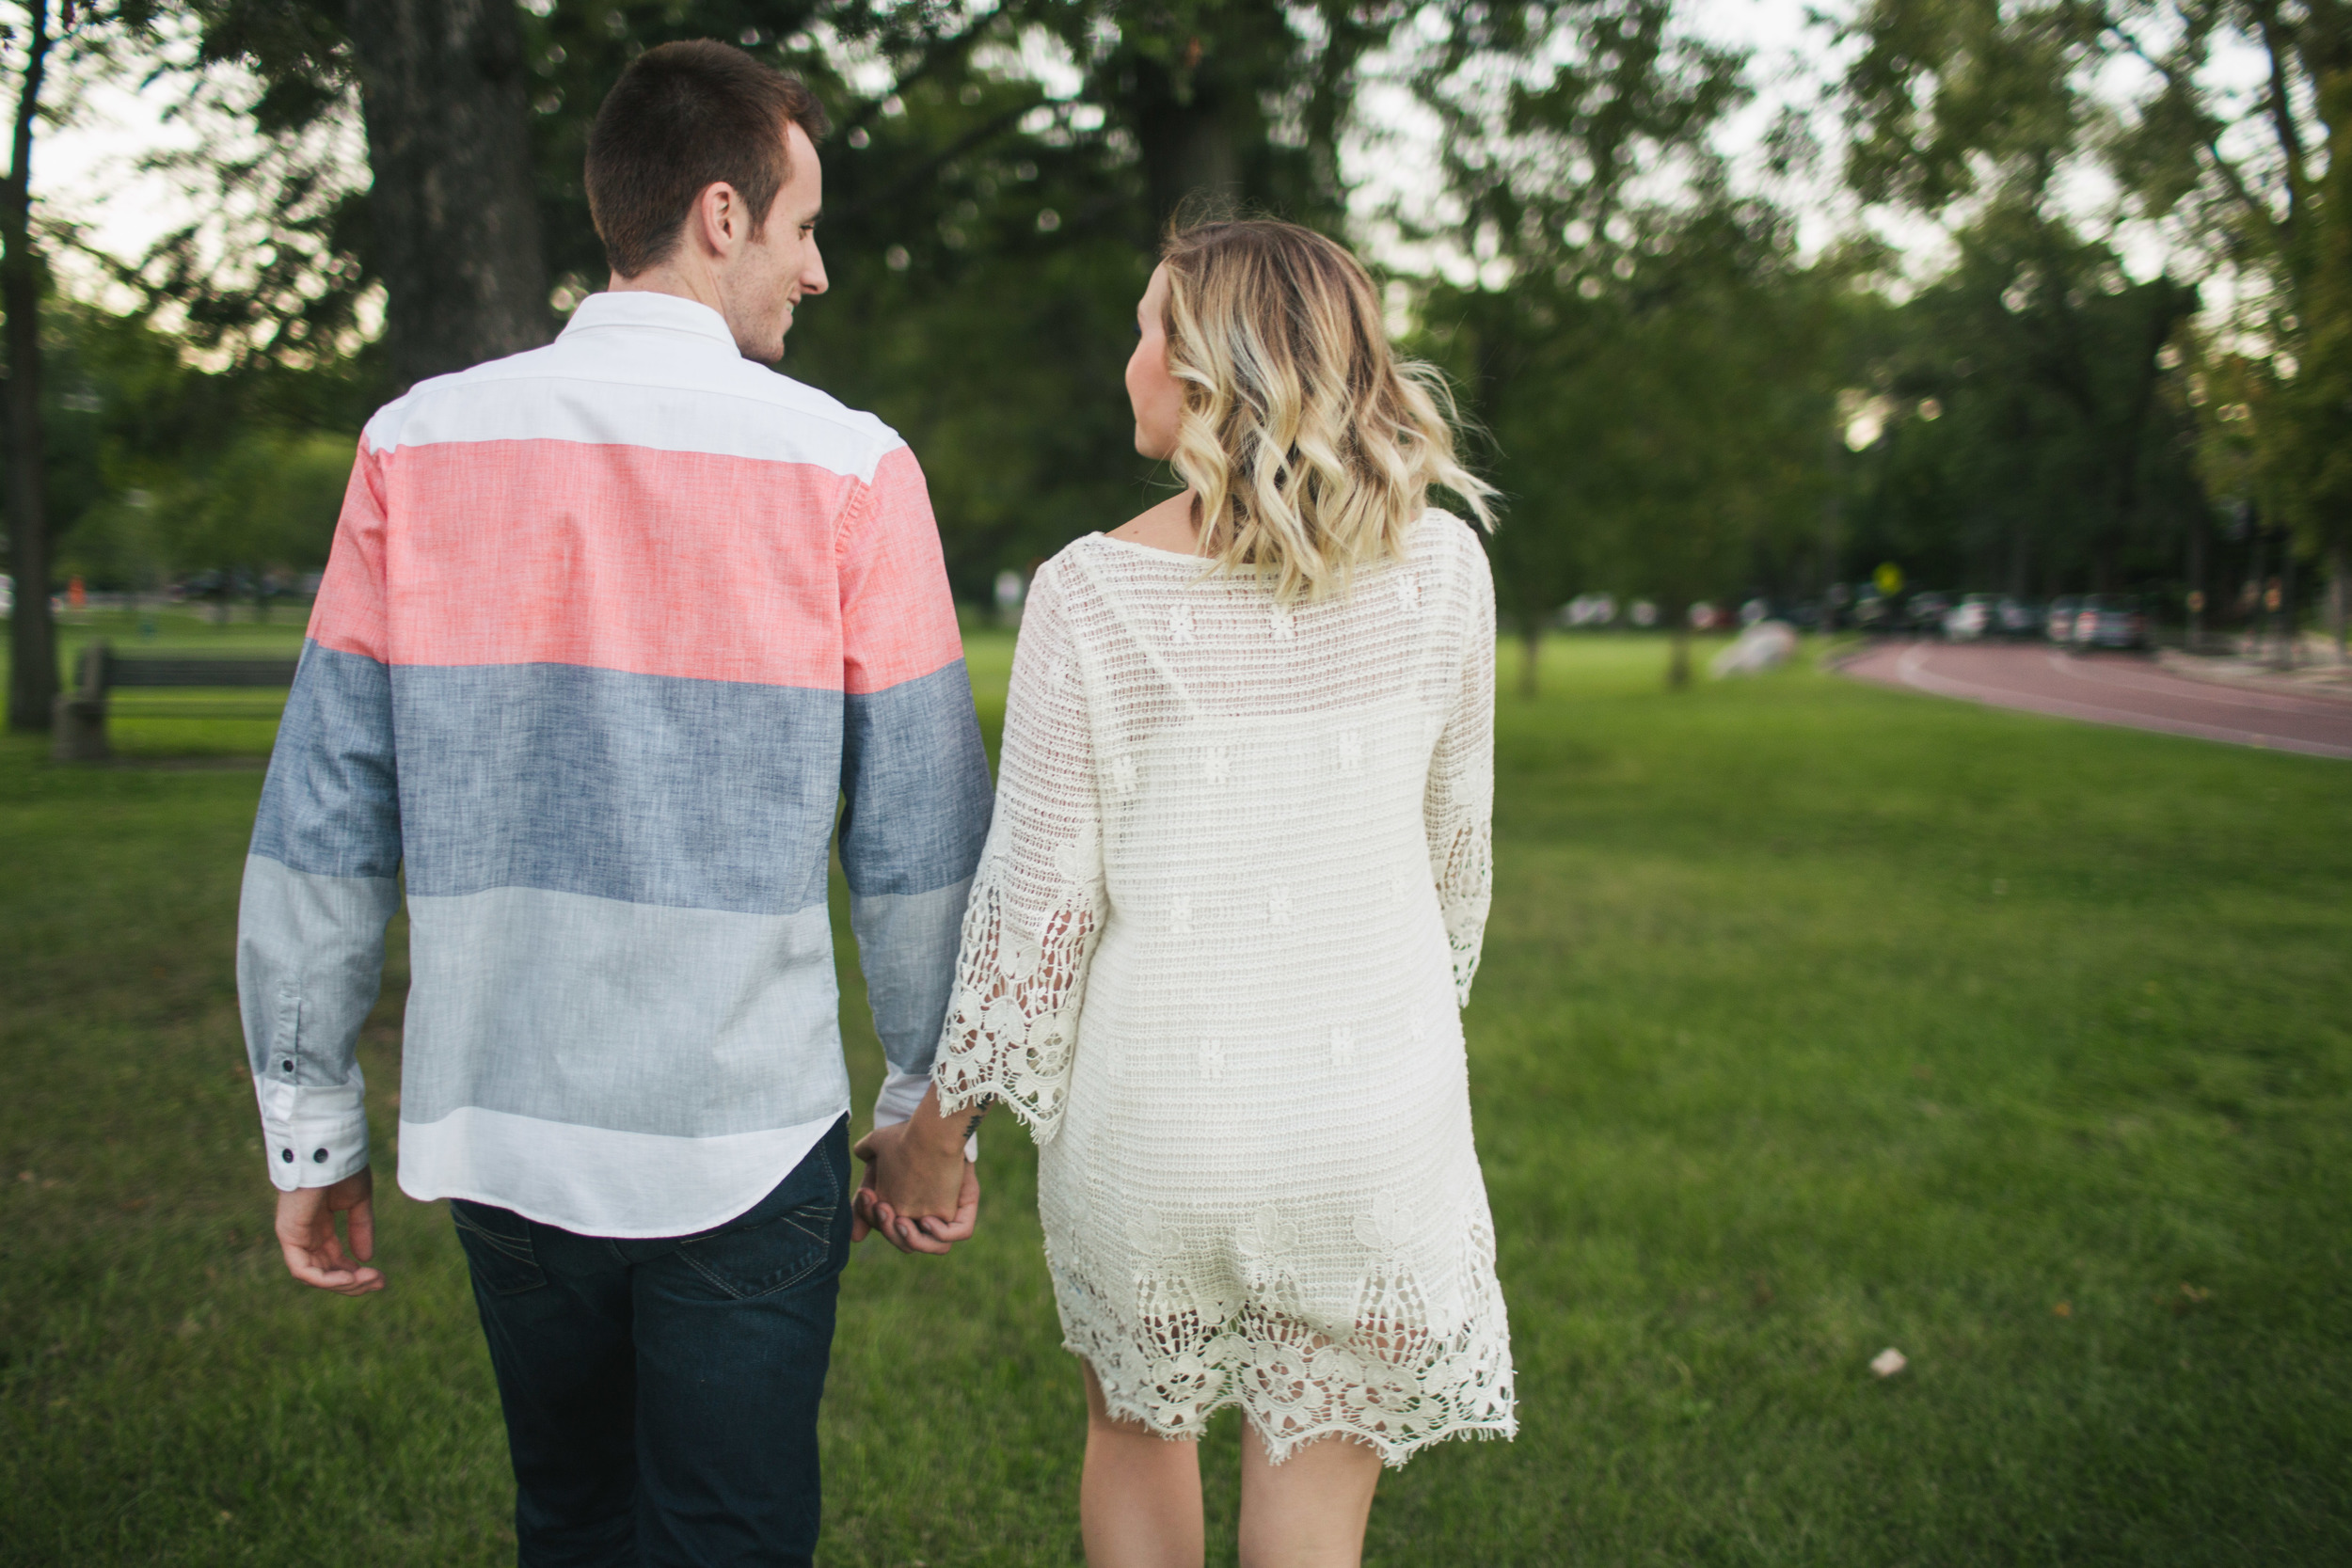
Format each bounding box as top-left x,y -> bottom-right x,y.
1852,590 -> 1897,633
1943,593 -> 1998,641
2072,594 -> 2150,651
1906,590 -> 1954,634
1994,595 -> 2041,638
2045,595 -> 2082,642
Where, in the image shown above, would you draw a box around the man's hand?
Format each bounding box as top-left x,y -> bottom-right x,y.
851,1117 -> 978,1256
275,1168 -> 386,1295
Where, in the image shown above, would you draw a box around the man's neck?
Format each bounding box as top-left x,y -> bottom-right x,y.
608,263 -> 724,316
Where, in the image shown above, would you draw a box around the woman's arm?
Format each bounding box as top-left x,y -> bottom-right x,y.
930,560 -> 1107,1131
1424,539 -> 1497,1006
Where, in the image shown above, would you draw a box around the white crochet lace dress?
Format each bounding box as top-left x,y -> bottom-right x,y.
932,511 -> 1514,1466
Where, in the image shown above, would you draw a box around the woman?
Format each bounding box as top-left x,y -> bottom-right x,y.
887,220 -> 1513,1567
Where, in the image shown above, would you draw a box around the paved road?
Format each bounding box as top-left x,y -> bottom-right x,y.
1839,641 -> 2352,760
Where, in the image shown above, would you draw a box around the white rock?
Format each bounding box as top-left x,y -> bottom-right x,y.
1710,620 -> 1799,678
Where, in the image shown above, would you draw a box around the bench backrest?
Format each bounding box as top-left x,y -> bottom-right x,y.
76,641 -> 303,694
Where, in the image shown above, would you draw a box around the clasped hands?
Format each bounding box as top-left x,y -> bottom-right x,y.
851,1085 -> 981,1255
271,1091 -> 984,1292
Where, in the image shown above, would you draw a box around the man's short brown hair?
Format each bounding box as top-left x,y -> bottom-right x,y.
586,40 -> 829,278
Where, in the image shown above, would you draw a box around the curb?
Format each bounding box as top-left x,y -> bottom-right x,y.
2154,649 -> 2352,705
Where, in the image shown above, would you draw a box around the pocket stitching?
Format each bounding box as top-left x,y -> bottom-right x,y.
675,1202 -> 839,1300
452,1208 -> 547,1293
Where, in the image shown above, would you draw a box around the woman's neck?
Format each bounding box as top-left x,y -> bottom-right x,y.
1105,490 -> 1206,556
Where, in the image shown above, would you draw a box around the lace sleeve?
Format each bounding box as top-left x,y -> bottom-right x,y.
1424,542 -> 1495,1007
931,564 -> 1104,1140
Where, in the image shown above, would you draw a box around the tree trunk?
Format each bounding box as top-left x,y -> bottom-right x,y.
1518,618 -> 1541,699
2279,536 -> 2297,668
3,0 -> 55,733
342,0 -> 551,394
2186,507 -> 2207,652
2329,539 -> 2347,664
2245,532 -> 2266,657
1130,45 -> 1245,227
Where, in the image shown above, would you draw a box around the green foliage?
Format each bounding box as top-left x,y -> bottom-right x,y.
20,295 -> 367,590
1843,207 -> 2205,593
2243,79 -> 2352,564
1409,3 -> 1843,652
1427,212 -> 1843,632
1837,0 -> 2352,585
174,429 -> 352,579
6,634 -> 2351,1562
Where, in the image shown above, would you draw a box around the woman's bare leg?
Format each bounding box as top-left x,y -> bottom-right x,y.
1235,1423 -> 1381,1568
1080,1361 -> 1204,1568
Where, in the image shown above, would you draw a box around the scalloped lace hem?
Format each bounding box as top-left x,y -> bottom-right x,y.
933,1062 -> 1060,1140
1051,1240 -> 1517,1470
1073,1340 -> 1518,1469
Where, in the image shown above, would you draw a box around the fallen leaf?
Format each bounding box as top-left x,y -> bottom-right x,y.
1870,1347 -> 1907,1378
2053,1301 -> 2073,1318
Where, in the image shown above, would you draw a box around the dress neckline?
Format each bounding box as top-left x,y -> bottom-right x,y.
1089,531 -> 1214,561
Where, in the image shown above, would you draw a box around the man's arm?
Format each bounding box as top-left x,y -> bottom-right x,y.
834,443 -> 993,1249
241,436 -> 404,1292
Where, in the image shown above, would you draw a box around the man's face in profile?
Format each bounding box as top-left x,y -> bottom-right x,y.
724,121 -> 828,363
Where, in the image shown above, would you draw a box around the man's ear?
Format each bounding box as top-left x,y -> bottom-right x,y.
695,182 -> 742,257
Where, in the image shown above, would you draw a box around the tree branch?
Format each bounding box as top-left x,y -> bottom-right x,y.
830,101 -> 1038,225
2101,18 -> 2287,254
2253,0 -> 2306,230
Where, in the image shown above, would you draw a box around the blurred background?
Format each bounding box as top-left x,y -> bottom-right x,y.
0,0 -> 2345,698
3,4 -> 2349,1565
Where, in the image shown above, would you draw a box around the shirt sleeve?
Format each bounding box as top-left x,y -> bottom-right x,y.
930,562 -> 1104,1140
1424,537 -> 1496,1006
238,437 -> 404,1190
834,444 -> 994,1131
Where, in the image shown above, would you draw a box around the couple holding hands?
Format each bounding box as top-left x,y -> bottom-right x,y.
241,38 -> 1512,1568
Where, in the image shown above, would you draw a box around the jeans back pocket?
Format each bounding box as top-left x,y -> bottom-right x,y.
674,1131 -> 848,1301
451,1199 -> 548,1295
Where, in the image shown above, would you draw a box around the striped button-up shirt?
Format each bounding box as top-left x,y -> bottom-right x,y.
237,290 -> 993,1237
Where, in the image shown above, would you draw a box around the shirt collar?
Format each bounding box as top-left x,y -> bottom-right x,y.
559,290 -> 739,352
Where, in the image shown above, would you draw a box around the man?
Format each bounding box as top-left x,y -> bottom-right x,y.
238,40 -> 990,1565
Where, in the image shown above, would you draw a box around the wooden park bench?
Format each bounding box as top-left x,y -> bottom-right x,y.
54,641 -> 301,762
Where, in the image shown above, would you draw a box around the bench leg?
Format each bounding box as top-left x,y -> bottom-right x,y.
52,696 -> 110,763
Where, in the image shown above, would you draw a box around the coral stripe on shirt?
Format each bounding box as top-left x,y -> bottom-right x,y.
310,440 -> 961,695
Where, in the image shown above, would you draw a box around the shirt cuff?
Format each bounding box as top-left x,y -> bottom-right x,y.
873,1069 -> 928,1128
873,1069 -> 978,1163
255,1075 -> 371,1191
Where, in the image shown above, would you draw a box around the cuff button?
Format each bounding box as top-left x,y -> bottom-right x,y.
279,1148 -> 294,1164
312,1148 -> 329,1164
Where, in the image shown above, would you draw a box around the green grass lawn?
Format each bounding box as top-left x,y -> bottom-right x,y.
3,631 -> 2347,1565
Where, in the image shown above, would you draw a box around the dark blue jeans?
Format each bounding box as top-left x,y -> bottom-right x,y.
452,1117 -> 852,1568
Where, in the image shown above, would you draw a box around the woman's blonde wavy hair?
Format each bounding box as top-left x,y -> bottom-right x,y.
1158,218 -> 1495,601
